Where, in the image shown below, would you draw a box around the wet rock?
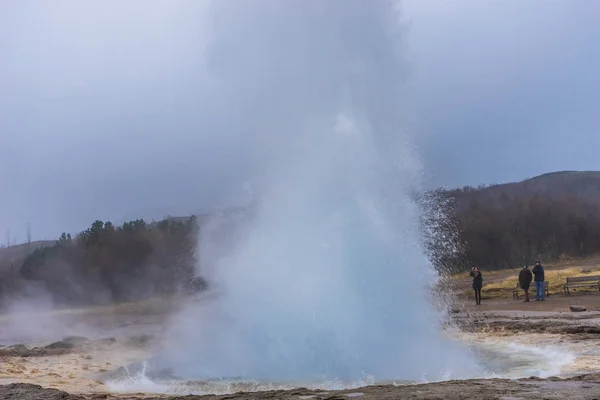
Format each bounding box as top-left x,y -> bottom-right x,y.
0,383 -> 84,400
98,337 -> 117,345
45,341 -> 75,350
63,336 -> 91,345
0,344 -> 33,357
8,344 -> 28,351
570,305 -> 587,312
0,341 -> 80,357
125,334 -> 153,347
4,375 -> 600,400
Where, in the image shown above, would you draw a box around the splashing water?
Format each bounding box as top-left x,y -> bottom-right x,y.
149,1 -> 483,386
112,0 -> 481,390
106,333 -> 592,395
466,335 -> 578,379
160,113 -> 478,383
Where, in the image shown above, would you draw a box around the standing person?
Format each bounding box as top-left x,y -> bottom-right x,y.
532,260 -> 545,301
518,264 -> 533,302
470,266 -> 483,305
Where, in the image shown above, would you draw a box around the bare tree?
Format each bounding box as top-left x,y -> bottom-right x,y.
26,222 -> 32,251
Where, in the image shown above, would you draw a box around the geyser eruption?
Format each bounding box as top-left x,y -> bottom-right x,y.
160,0 -> 479,385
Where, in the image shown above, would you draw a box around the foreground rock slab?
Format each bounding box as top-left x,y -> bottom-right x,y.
571,305 -> 587,312
3,375 -> 600,400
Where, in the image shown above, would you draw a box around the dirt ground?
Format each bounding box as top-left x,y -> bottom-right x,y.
459,290 -> 600,313
0,302 -> 168,394
3,275 -> 600,399
3,376 -> 600,400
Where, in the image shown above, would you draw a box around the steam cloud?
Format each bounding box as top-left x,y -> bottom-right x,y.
159,0 -> 479,384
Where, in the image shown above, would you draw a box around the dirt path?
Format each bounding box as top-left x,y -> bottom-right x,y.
458,290 -> 600,312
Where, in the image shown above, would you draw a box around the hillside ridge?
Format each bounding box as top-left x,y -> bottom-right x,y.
448,170 -> 600,211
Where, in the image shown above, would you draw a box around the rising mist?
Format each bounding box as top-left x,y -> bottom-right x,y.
157,0 -> 480,384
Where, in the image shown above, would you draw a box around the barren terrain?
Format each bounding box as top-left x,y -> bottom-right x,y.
3,265 -> 600,399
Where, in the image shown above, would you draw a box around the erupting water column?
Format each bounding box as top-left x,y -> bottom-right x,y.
160,0 -> 480,386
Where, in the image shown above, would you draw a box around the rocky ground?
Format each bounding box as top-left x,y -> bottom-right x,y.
3,292 -> 600,399
3,375 -> 600,399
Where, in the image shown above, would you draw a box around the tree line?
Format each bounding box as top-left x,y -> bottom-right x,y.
0,216 -> 204,308
425,186 -> 600,272
2,173 -> 599,307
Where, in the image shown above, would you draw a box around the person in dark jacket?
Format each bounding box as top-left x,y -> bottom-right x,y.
518,264 -> 533,302
532,260 -> 545,301
470,266 -> 483,305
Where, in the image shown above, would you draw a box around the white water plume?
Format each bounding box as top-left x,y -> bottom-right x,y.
155,0 -> 480,386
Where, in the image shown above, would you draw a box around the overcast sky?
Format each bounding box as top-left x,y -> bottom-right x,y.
1,0 -> 599,241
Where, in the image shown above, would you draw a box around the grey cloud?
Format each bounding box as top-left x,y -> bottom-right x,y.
404,0 -> 600,187
1,0 -> 599,240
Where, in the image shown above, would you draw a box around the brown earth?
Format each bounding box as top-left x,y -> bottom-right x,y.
458,291 -> 600,313
3,375 -> 600,400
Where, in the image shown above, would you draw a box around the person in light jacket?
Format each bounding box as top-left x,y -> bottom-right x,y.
532,260 -> 545,301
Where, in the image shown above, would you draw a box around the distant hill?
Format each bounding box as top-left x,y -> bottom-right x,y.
436,171 -> 600,271
449,171 -> 600,211
2,172 -> 599,280
0,240 -> 55,268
